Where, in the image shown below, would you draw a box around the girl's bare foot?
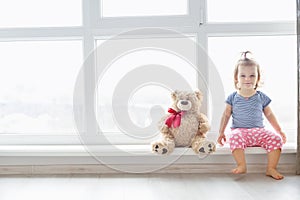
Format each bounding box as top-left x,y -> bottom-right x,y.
266,168 -> 284,180
232,165 -> 247,174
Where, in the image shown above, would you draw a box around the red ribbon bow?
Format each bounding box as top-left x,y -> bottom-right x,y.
165,108 -> 183,128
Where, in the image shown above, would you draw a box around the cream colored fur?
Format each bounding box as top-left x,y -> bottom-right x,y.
152,90 -> 216,155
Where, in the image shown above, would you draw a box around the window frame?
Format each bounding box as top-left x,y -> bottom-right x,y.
296,0 -> 300,175
204,7 -> 296,143
0,0 -> 203,145
0,0 -> 297,145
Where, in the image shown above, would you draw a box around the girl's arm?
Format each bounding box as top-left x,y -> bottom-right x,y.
263,106 -> 286,143
217,104 -> 232,145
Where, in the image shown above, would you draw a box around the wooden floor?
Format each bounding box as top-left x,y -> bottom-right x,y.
0,173 -> 299,200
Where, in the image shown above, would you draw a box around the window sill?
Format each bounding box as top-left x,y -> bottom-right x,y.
0,143 -> 296,157
0,143 -> 296,174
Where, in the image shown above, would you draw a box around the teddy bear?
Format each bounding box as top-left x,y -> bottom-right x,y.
151,90 -> 216,155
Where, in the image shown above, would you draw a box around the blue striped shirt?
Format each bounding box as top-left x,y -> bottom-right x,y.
226,91 -> 271,128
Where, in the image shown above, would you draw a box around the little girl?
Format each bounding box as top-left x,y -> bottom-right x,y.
217,51 -> 286,180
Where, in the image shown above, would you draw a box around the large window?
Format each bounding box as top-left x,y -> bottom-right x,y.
0,0 -> 82,28
0,41 -> 82,135
0,0 -> 297,146
206,0 -> 297,143
101,0 -> 188,17
95,37 -> 197,143
207,0 -> 295,22
208,36 -> 297,142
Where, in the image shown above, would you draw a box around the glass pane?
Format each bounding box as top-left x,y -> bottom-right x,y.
207,0 -> 296,22
0,41 -> 82,134
101,0 -> 188,17
0,0 -> 82,28
96,37 -> 197,134
208,36 -> 297,143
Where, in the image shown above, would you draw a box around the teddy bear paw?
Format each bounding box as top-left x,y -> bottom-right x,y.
152,142 -> 169,155
196,141 -> 216,154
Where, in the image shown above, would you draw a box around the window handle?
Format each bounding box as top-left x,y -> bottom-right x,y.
199,8 -> 204,26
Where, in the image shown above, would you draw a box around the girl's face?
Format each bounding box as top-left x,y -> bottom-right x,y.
236,65 -> 258,90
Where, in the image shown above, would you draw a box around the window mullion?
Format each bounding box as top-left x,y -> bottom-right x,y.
196,0 -> 209,125
81,0 -> 99,144
189,0 -> 204,26
205,22 -> 296,36
0,27 -> 83,41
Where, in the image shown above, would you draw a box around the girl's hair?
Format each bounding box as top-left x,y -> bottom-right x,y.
233,51 -> 261,89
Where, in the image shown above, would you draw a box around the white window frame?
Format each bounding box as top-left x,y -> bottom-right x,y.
0,0 -> 204,145
0,0 -> 296,146
81,0 -> 206,145
203,0 -> 296,144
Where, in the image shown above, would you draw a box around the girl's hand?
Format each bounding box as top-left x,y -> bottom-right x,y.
277,130 -> 287,144
217,133 -> 227,146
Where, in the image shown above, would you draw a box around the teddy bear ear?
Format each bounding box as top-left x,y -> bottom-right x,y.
171,90 -> 178,100
195,90 -> 203,102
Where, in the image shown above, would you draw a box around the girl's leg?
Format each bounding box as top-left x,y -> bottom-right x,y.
266,149 -> 284,180
232,148 -> 247,174
256,128 -> 284,180
229,128 -> 247,174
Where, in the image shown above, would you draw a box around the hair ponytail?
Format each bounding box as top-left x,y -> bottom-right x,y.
240,51 -> 253,60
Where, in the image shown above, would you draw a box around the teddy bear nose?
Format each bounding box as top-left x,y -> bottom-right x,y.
181,100 -> 189,105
